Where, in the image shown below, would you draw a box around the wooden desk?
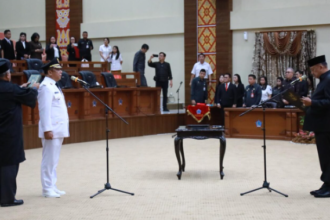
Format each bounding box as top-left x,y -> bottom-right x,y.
174,125 -> 226,180
224,108 -> 304,140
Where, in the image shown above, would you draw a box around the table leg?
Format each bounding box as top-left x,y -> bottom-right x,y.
180,139 -> 185,172
219,136 -> 226,180
174,137 -> 182,180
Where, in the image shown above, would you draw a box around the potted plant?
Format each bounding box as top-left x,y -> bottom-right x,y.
292,116 -> 316,144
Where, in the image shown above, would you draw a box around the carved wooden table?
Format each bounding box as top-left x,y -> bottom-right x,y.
174,125 -> 226,180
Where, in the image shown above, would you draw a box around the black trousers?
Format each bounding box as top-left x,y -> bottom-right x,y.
315,133 -> 330,184
0,164 -> 19,203
220,105 -> 231,126
156,81 -> 169,110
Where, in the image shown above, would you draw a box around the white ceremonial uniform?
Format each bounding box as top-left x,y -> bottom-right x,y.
38,77 -> 69,194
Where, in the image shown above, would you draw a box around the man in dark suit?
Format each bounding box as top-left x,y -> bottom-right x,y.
78,31 -> 93,61
1,30 -> 15,60
215,73 -> 237,124
191,69 -> 208,104
0,60 -> 39,207
302,55 -> 330,198
148,52 -> 173,112
295,70 -> 309,97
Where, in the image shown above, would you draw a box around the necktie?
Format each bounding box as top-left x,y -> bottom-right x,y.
226,83 -> 228,91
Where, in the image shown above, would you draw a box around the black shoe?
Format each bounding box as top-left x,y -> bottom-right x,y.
0,199 -> 24,207
163,109 -> 170,112
310,184 -> 327,196
314,188 -> 330,198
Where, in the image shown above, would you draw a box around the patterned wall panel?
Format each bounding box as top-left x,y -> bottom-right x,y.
197,0 -> 216,104
56,0 -> 70,56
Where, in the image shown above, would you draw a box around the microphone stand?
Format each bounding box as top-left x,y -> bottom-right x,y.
240,88 -> 290,198
176,82 -> 183,126
80,84 -> 134,198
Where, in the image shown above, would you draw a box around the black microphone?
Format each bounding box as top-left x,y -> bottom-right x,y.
180,81 -> 183,85
177,81 -> 183,93
290,75 -> 307,85
71,76 -> 89,86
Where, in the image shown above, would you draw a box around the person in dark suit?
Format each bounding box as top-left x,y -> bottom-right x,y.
233,73 -> 244,107
1,30 -> 15,60
15,32 -> 30,60
272,77 -> 285,108
295,70 -> 309,97
191,69 -> 208,104
215,73 -> 237,124
282,67 -> 297,105
243,74 -> 262,107
302,55 -> 330,198
133,44 -> 149,86
148,52 -> 173,112
67,36 -> 79,66
0,60 -> 39,207
46,36 -> 61,61
78,31 -> 93,61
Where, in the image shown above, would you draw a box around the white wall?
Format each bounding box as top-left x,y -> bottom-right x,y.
0,0 -> 46,41
91,34 -> 184,101
81,0 -> 185,101
231,0 -> 330,86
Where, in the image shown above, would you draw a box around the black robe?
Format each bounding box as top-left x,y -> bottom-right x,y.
303,70 -> 330,132
0,80 -> 38,166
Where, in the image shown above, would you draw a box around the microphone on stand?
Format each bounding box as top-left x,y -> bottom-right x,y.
290,75 -> 307,85
71,76 -> 89,86
176,81 -> 183,93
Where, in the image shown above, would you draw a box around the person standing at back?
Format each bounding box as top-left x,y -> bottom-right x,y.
295,70 -> 309,97
243,74 -> 262,107
215,73 -> 237,124
259,76 -> 272,103
38,58 -> 69,198
46,36 -> 61,61
1,30 -> 15,60
29,33 -> 43,60
190,53 -> 213,87
0,60 -> 39,207
99,38 -> 112,63
191,69 -> 208,105
282,67 -> 297,105
15,32 -> 30,60
233,73 -> 245,107
110,46 -> 123,73
148,52 -> 173,112
133,44 -> 149,86
78,31 -> 93,61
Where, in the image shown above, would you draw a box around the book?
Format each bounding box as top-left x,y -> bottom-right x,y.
27,74 -> 42,88
283,89 -> 306,112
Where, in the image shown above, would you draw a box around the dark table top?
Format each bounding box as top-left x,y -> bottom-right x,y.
175,124 -> 225,132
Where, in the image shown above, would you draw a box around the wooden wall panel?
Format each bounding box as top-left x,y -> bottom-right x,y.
216,0 -> 233,74
45,0 -> 56,42
23,114 -> 185,150
70,0 -> 83,41
184,0 -> 197,105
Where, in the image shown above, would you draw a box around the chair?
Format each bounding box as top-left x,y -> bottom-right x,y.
101,72 -> 117,88
0,58 -> 14,73
26,58 -> 44,73
57,71 -> 73,89
23,70 -> 40,80
79,71 -> 102,88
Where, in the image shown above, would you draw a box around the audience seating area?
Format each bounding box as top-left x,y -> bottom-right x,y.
9,60 -> 161,125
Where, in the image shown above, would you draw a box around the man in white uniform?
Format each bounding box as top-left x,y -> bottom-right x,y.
190,53 -> 213,87
38,58 -> 69,198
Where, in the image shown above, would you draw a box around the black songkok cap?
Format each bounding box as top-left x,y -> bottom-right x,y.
307,55 -> 326,67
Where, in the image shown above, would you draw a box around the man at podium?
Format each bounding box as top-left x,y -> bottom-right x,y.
191,69 -> 208,105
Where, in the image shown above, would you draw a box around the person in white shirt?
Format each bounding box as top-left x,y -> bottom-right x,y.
190,53 -> 213,87
38,58 -> 69,198
99,38 -> 112,62
259,76 -> 272,103
110,46 -> 123,72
